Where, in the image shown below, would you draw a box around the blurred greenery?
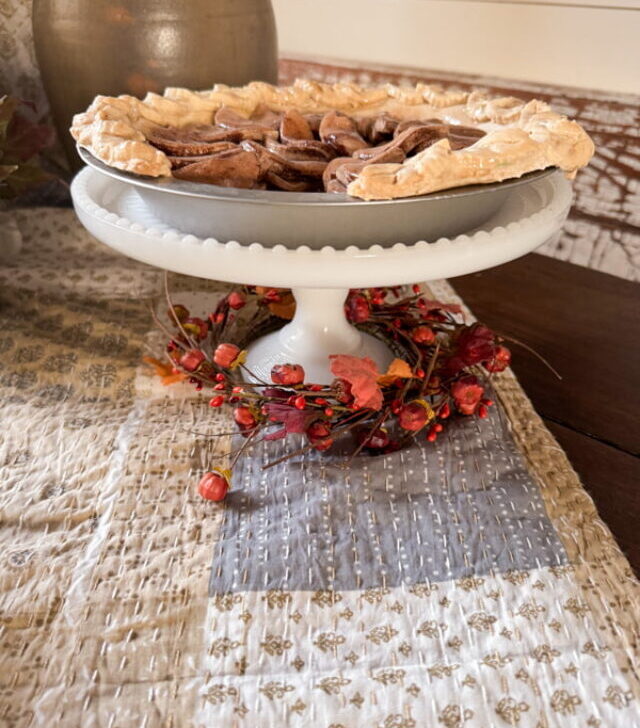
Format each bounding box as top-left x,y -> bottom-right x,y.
0,95 -> 54,200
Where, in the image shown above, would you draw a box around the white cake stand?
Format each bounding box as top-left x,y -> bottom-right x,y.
71,166 -> 572,382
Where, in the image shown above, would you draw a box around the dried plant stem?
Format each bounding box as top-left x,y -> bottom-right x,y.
149,305 -> 187,350
499,332 -> 562,380
420,342 -> 441,397
262,414 -> 369,470
345,407 -> 391,465
230,426 -> 260,469
163,271 -> 200,352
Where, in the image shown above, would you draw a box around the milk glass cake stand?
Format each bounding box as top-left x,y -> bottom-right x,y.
70,164 -> 572,383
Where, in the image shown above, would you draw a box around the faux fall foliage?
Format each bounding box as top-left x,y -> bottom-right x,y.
146,284 -> 510,501
0,96 -> 54,199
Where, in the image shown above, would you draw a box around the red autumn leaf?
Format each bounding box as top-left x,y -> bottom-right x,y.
264,403 -> 315,435
456,323 -> 496,365
4,109 -> 54,163
329,354 -> 383,411
444,323 -> 496,374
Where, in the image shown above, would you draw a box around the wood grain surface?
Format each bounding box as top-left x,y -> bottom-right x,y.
453,253 -> 640,572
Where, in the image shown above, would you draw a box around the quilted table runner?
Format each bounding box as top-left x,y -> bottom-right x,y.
0,209 -> 638,728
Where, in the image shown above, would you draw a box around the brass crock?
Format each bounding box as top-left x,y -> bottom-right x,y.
32,0 -> 278,170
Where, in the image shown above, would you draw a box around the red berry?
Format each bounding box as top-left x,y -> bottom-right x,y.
346,294 -> 370,323
213,382 -> 225,391
307,421 -> 333,451
434,423 -> 443,432
234,406 -> 256,428
214,313 -> 225,324
398,400 -> 432,431
478,404 -> 489,419
426,428 -> 437,442
315,397 -> 328,406
481,398 -> 494,407
263,289 -> 281,303
227,291 -> 246,310
294,395 -> 306,410
271,363 -> 305,386
209,395 -> 224,407
179,349 -> 206,373
412,284 -> 421,294
310,384 -> 323,392
411,325 -> 436,345
232,386 -> 244,394
390,399 -> 402,414
440,402 -> 451,419
214,343 -> 241,369
215,373 -> 226,382
416,368 -> 425,379
198,471 -> 229,501
324,407 -> 334,417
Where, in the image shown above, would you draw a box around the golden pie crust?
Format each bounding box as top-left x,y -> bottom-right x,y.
71,78 -> 594,200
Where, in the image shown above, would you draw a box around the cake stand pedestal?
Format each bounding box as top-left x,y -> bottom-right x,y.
245,288 -> 393,382
70,166 -> 572,383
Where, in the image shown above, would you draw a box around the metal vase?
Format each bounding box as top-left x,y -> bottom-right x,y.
32,0 -> 278,171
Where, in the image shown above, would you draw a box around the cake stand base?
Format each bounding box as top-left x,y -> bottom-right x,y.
245,288 -> 393,383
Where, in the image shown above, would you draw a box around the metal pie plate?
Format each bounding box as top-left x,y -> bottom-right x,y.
78,146 -> 556,249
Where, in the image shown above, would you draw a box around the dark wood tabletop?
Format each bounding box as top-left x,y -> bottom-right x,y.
453,254 -> 640,573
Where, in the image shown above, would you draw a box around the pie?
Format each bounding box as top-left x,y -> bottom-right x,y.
71,79 -> 594,200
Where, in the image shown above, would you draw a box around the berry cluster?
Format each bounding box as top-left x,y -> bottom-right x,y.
148,284 -> 510,501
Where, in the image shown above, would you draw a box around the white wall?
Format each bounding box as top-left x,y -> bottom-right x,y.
273,0 -> 640,94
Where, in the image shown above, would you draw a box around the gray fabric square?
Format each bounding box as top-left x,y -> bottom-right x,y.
210,405 -> 567,594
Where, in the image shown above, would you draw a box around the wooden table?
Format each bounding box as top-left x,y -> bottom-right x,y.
454,254 -> 640,573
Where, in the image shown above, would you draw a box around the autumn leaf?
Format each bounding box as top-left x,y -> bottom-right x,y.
3,109 -> 54,163
255,287 -> 296,320
377,358 -> 414,387
269,294 -> 296,320
0,96 -> 54,199
264,403 -> 315,436
0,164 -> 18,182
143,356 -> 187,385
0,161 -> 52,199
0,96 -> 19,140
329,354 -> 383,411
